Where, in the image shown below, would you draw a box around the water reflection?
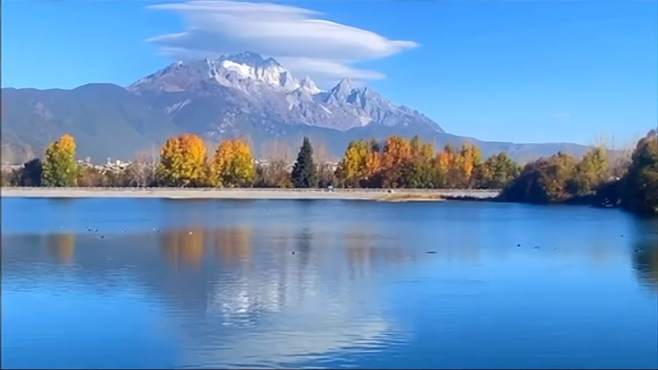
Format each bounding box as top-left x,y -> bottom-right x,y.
213,227 -> 252,266
344,230 -> 416,280
161,228 -> 206,267
3,222 -> 416,367
2,199 -> 657,368
633,245 -> 658,289
630,218 -> 658,290
157,225 -> 410,367
48,233 -> 76,264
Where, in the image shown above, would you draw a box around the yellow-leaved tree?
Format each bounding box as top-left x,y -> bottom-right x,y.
406,136 -> 436,188
336,140 -> 373,187
435,145 -> 457,187
42,134 -> 78,187
156,134 -> 208,187
210,139 -> 255,187
458,144 -> 482,188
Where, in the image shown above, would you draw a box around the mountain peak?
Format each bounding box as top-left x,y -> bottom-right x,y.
298,77 -> 321,95
130,51 -> 300,93
336,77 -> 353,89
212,51 -> 280,68
328,78 -> 354,100
125,54 -> 443,134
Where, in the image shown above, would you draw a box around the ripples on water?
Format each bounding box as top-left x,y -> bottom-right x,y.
1,198 -> 657,368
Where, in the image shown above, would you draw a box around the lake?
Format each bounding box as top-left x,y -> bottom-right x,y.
2,198 -> 657,368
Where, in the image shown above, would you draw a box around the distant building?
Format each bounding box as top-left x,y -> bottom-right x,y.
324,162 -> 339,172
1,164 -> 23,172
77,158 -> 132,173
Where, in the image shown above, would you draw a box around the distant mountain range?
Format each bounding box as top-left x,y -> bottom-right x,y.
1,51 -> 590,164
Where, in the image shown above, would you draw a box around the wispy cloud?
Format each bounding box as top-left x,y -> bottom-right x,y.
147,0 -> 418,85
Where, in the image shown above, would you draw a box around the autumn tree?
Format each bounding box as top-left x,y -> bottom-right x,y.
291,137 -> 317,188
42,134 -> 78,187
455,144 -> 482,188
210,139 -> 256,187
335,137 -> 520,190
435,145 -> 458,188
476,152 -> 520,188
433,144 -> 481,188
502,152 -> 578,203
156,134 -> 208,187
540,152 -> 578,201
621,130 -> 658,214
404,136 -> 436,188
363,140 -> 383,187
336,140 -> 373,188
567,146 -> 609,195
380,136 -> 412,188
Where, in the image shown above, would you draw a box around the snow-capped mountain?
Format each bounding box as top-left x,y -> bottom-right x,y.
128,52 -> 442,132
1,51 -> 592,164
129,52 -> 300,93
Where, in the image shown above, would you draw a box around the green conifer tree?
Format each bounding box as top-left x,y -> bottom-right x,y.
291,137 -> 317,188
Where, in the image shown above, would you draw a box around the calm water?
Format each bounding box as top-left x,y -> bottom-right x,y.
2,198 -> 657,368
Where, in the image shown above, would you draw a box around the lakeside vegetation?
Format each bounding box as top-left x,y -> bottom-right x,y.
2,130 -> 656,214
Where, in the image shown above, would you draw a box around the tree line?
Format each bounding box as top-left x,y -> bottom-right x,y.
335,136 -> 520,189
2,130 -> 656,214
500,130 -> 657,214
1,134 -> 318,189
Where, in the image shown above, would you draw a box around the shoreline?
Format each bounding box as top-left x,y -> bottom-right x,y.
0,187 -> 500,202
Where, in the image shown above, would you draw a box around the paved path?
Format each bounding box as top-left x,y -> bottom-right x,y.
1,187 -> 501,201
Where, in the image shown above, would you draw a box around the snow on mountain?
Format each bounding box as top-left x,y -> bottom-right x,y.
298,77 -> 321,95
127,51 -> 443,133
2,53 -> 593,164
129,51 -> 301,93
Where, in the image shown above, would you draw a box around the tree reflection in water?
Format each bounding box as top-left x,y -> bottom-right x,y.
3,199 -> 657,368
161,228 -> 206,267
48,233 -> 76,264
213,227 -> 252,266
630,218 -> 658,290
633,245 -> 658,289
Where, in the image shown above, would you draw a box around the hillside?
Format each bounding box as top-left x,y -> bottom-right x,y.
1,52 -> 590,164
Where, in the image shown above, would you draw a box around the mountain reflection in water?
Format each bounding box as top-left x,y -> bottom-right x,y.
2,198 -> 657,368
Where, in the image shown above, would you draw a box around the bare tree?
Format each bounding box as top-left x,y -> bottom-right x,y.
259,139 -> 294,163
312,139 -> 330,164
127,147 -> 159,187
590,132 -> 637,180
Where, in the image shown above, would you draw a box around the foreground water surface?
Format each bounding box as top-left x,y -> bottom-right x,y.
2,198 -> 657,368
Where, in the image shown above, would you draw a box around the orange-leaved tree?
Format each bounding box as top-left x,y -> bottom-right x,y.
156,134 -> 208,187
380,136 -> 413,188
457,143 -> 482,188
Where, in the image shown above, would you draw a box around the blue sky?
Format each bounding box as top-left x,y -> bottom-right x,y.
2,0 -> 656,146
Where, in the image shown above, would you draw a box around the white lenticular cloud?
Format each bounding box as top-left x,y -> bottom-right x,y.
147,0 -> 418,84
